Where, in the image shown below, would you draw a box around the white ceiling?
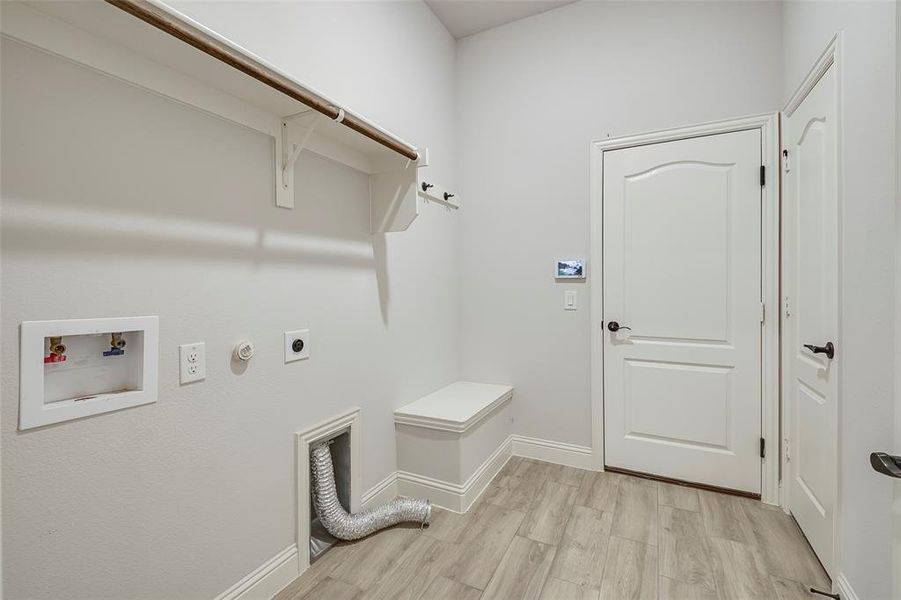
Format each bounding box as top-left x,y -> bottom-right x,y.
425,0 -> 578,39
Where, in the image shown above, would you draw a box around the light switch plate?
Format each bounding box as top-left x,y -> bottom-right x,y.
179,342 -> 206,384
564,290 -> 577,311
284,329 -> 310,363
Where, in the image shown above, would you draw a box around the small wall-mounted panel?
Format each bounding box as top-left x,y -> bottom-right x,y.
19,316 -> 159,430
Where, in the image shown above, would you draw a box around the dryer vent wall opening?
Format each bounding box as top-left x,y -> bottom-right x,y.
310,441 -> 431,541
309,430 -> 351,562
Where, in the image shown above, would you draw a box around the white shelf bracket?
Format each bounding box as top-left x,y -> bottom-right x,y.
276,113 -> 320,209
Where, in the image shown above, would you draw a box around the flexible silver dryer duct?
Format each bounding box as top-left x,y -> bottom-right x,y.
310,442 -> 431,540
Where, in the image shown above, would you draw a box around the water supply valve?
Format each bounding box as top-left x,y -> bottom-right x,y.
45,336 -> 67,363
104,332 -> 127,356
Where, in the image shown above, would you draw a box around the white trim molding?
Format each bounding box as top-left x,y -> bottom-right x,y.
295,409 -> 362,573
395,434 -> 592,513
397,436 -> 513,513
392,391 -> 512,433
783,34 -> 840,117
510,435 -> 593,470
215,461 -> 394,600
835,573 -> 860,600
361,471 -> 399,510
393,383 -> 513,433
589,113 -> 781,505
214,544 -> 299,600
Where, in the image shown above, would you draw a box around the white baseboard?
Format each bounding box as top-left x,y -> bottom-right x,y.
397,436 -> 513,513
362,471 -> 399,510
835,573 -> 859,600
510,434 -> 593,470
217,472 -> 398,600
349,434 -> 591,517
214,544 -> 299,600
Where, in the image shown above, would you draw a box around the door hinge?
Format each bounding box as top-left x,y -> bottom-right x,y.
759,302 -> 766,323
760,437 -> 766,459
760,165 -> 766,187
782,149 -> 791,173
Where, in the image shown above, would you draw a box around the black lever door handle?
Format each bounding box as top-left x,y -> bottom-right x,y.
607,321 -> 631,333
870,452 -> 901,478
803,341 -> 834,359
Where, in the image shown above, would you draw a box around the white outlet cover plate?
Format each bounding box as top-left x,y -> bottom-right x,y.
284,329 -> 310,363
179,342 -> 205,384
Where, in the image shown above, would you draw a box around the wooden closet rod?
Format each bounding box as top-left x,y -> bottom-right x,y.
106,0 -> 420,162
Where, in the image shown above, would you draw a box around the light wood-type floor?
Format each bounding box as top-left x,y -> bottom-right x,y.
276,457 -> 829,600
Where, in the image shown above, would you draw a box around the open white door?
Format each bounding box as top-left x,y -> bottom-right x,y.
783,62 -> 839,578
602,129 -> 763,494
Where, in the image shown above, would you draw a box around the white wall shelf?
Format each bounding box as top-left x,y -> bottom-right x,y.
0,0 -> 456,232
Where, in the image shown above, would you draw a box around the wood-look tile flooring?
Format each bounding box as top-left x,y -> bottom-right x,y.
276,458 -> 829,600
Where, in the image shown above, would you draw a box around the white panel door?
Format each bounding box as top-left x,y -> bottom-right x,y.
784,64 -> 838,577
603,129 -> 762,494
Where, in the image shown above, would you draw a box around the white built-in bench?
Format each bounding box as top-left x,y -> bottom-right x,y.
394,381 -> 513,513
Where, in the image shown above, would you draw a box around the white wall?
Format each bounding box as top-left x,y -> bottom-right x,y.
782,3 -> 897,598
0,1 -> 457,598
456,1 -> 782,448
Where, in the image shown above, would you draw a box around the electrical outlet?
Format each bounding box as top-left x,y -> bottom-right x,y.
284,329 -> 310,363
179,342 -> 205,384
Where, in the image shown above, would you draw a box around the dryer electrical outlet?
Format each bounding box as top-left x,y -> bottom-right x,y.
285,330 -> 310,363
19,316 -> 159,430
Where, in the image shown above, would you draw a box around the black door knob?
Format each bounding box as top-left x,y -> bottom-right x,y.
870,452 -> 901,478
803,341 -> 835,359
607,321 -> 631,333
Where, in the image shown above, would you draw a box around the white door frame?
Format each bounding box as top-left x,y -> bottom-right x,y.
781,33 -> 843,584
589,113 -> 781,505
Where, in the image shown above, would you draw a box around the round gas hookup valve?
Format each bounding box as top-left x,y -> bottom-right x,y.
233,340 -> 255,362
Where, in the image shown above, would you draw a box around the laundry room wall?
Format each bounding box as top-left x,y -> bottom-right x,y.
0,1 -> 458,597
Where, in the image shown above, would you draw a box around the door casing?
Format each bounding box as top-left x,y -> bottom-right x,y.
589,113 -> 781,505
